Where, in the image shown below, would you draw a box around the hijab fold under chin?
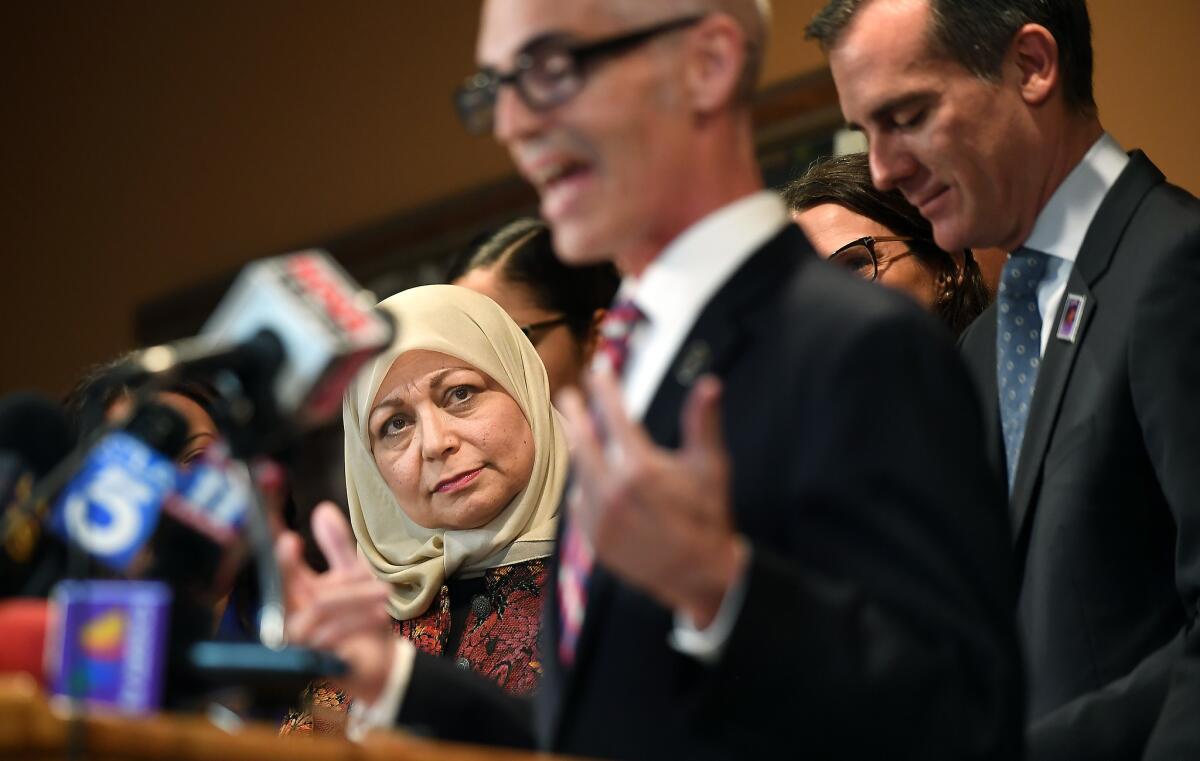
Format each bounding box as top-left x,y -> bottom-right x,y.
343,284 -> 567,620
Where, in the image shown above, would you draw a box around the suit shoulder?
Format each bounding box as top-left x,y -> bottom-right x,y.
778,256 -> 949,346
1115,181 -> 1200,277
1140,180 -> 1200,230
958,303 -> 997,357
734,224 -> 957,365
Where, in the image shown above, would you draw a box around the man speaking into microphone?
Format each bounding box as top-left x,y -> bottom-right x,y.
279,2 -> 1022,758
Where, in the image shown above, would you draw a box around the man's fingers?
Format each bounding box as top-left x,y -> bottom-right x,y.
557,387 -> 602,469
275,530 -> 306,577
585,368 -> 647,460
312,501 -> 360,572
305,603 -> 391,651
275,530 -> 316,609
287,579 -> 390,647
556,387 -> 608,537
681,375 -> 726,471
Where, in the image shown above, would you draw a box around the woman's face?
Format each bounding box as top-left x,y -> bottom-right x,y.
454,266 -> 587,396
106,391 -> 219,467
367,350 -> 535,531
793,203 -> 941,310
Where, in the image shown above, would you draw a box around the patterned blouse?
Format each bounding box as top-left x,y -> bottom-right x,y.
279,558 -> 547,737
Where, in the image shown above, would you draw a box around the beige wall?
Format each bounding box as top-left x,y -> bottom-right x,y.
1,1 -> 1196,397
1090,0 -> 1200,191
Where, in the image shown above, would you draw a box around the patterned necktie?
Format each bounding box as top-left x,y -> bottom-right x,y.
558,298 -> 643,665
997,248 -> 1051,491
591,299 -> 644,377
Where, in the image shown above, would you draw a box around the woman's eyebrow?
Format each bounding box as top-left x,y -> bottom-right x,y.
370,396 -> 404,417
371,367 -> 471,414
427,367 -> 484,392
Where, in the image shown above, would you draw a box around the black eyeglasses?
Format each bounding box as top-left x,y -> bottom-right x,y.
455,14 -> 706,135
519,316 -> 570,342
828,236 -> 921,281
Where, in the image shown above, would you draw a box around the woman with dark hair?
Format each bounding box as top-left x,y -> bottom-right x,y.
62,356 -> 260,641
63,355 -> 222,466
447,218 -> 619,395
783,152 -> 990,334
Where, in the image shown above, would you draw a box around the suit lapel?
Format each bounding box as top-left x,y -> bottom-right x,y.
1009,270 -> 1095,539
641,224 -> 810,447
1009,151 -> 1164,543
555,225 -> 811,725
961,305 -> 1006,523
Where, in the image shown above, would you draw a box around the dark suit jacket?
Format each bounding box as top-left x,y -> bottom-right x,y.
1142,625 -> 1200,761
401,223 -> 1023,760
958,152 -> 1200,761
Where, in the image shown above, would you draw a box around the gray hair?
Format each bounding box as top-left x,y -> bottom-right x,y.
609,0 -> 771,102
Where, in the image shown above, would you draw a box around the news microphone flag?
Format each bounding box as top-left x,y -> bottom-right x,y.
162,443 -> 251,545
46,580 -> 171,715
202,251 -> 393,427
47,432 -> 175,572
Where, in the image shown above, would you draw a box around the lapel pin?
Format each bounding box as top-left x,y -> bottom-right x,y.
1055,293 -> 1086,343
674,340 -> 711,386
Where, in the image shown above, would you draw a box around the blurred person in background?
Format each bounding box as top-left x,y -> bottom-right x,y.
784,152 -> 989,334
448,217 -> 619,395
63,357 -> 258,641
64,356 -> 220,467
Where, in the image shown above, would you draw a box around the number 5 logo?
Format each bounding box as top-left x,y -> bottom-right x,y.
63,467 -> 153,559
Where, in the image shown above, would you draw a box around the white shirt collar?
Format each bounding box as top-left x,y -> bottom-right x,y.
1023,132 -> 1129,263
619,190 -> 789,328
613,190 -> 789,420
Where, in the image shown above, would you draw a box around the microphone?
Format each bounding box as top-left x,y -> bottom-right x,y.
45,396 -> 345,709
5,442 -> 175,718
0,598 -> 50,688
150,443 -> 252,603
113,251 -> 392,654
46,402 -> 188,574
0,393 -> 74,598
45,579 -> 173,715
0,393 -> 72,475
123,250 -> 394,455
0,591 -> 170,716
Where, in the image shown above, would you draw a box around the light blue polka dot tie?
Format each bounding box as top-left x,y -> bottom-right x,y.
997,247 -> 1051,491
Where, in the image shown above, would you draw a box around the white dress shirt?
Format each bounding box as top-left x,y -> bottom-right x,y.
1023,133 -> 1129,355
616,190 -> 790,419
613,190 -> 790,660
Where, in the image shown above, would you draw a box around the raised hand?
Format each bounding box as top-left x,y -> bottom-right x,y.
276,501 -> 395,702
556,371 -> 747,628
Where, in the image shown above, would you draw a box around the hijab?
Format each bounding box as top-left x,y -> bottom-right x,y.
343,284 -> 567,620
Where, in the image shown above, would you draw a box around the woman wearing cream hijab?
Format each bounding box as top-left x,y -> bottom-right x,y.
281,284 -> 567,735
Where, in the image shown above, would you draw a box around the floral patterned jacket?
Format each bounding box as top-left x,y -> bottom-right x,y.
280,558 -> 547,737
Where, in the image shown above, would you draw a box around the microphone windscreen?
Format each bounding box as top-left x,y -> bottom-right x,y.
0,395 -> 72,599
123,402 -> 190,461
0,598 -> 50,687
0,393 -> 72,476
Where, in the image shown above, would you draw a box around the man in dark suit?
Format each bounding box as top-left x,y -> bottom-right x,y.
809,0 -> 1200,758
1143,627 -> 1200,760
279,1 -> 1021,758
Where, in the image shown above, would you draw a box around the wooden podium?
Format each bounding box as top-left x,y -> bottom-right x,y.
0,676 -> 574,761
